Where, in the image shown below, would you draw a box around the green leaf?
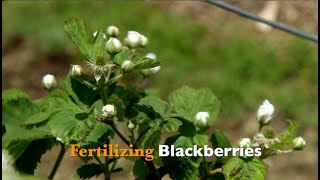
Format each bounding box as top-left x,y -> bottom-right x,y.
161,118 -> 182,132
269,121 -> 297,150
113,49 -> 134,65
178,121 -> 197,137
86,121 -> 114,143
161,134 -> 208,180
192,134 -> 208,147
21,110 -> 60,126
74,163 -> 103,180
90,28 -> 109,61
137,127 -> 161,150
211,129 -> 233,163
133,159 -> 149,180
15,139 -> 55,174
132,57 -> 160,70
64,18 -> 92,60
139,96 -> 172,117
2,89 -> 29,103
64,75 -> 99,107
2,90 -> 51,161
168,86 -> 220,129
223,157 -> 268,180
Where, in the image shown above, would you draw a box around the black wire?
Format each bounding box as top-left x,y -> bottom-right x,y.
206,0 -> 318,43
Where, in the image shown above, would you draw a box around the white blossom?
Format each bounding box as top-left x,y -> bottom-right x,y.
102,104 -> 117,118
42,74 -> 57,90
257,100 -> 275,125
195,112 -> 209,128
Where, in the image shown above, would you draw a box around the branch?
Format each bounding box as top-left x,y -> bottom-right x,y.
107,120 -> 160,179
48,143 -> 66,180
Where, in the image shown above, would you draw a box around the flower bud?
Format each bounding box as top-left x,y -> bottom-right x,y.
121,60 -> 134,72
106,25 -> 119,37
292,137 -> 306,150
145,53 -> 157,60
70,65 -> 83,77
102,104 -> 117,118
128,121 -> 135,131
145,53 -> 160,74
140,34 -> 148,47
42,74 -> 57,91
150,66 -> 161,74
124,31 -> 141,48
106,37 -> 122,55
195,112 -> 209,128
257,100 -> 275,125
239,138 -> 252,149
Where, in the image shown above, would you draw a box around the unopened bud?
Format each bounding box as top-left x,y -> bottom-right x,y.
150,66 -> 161,74
106,37 -> 122,55
140,35 -> 148,47
42,74 -> 57,91
292,137 -> 306,150
102,104 -> 117,118
145,53 -> 157,60
124,31 -> 141,49
107,25 -> 119,37
257,100 -> 275,125
195,112 -> 209,128
128,121 -> 135,131
71,65 -> 83,77
239,138 -> 252,149
121,60 -> 134,72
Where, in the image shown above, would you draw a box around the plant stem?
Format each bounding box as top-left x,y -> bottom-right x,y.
107,120 -> 160,179
203,157 -> 209,177
258,124 -> 263,132
93,154 -> 109,180
209,168 -> 222,175
48,143 -> 66,180
135,127 -> 150,144
97,67 -> 159,179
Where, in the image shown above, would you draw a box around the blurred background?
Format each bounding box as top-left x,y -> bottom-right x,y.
2,1 -> 318,180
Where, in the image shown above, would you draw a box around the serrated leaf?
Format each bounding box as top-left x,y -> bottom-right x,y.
15,138 -> 55,174
75,163 -> 103,180
168,86 -> 220,130
139,96 -> 172,117
161,118 -> 182,132
223,157 -> 268,180
270,121 -> 297,150
2,91 -> 51,161
2,89 -> 29,103
211,129 -> 232,163
64,18 -> 92,60
133,159 -> 149,180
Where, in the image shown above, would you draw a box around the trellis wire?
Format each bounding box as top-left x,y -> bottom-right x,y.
206,0 -> 318,43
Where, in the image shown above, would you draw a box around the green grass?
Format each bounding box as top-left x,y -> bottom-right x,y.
2,1 -> 318,128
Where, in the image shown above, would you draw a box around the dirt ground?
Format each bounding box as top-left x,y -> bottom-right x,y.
2,1 -> 318,180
